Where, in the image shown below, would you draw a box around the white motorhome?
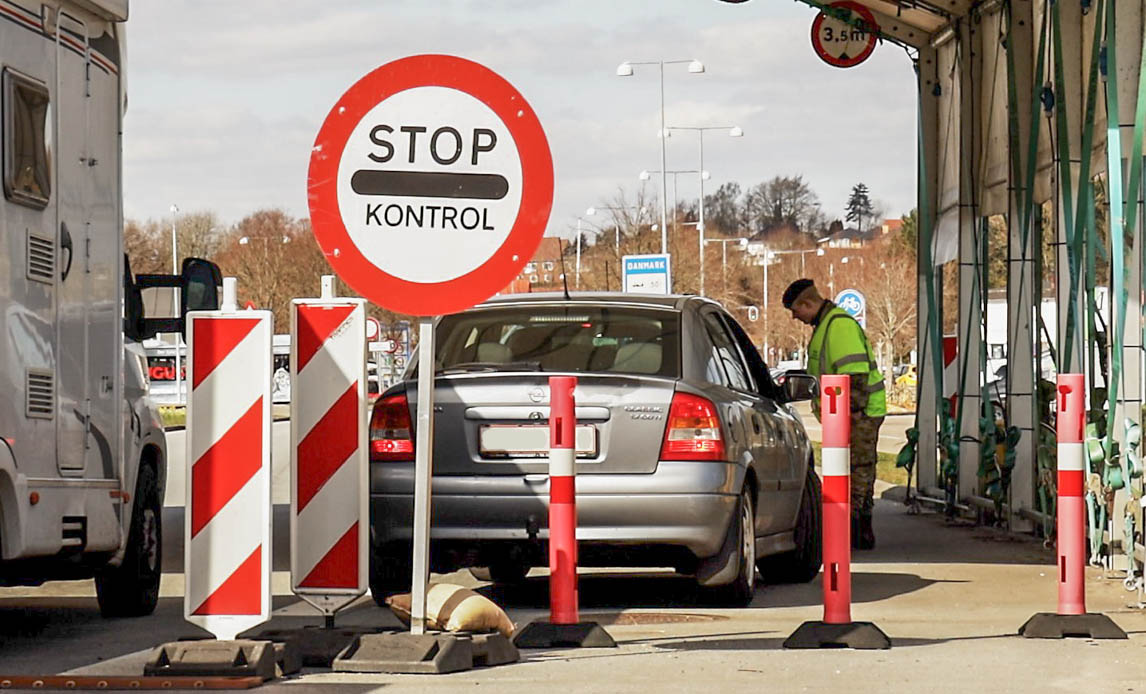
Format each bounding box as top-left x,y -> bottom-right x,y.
1,0 -> 218,616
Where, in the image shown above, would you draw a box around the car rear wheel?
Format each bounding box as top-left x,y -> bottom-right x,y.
708,486 -> 756,606
757,461 -> 822,584
369,544 -> 413,606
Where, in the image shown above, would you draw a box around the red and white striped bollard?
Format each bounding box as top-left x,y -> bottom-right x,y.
548,375 -> 578,625
511,376 -> 615,648
1056,374 -> 1087,615
819,374 -> 852,625
784,373 -> 889,649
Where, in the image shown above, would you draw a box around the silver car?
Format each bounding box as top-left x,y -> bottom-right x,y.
369,293 -> 821,605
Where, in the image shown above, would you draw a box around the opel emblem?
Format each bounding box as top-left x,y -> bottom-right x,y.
529,387 -> 545,403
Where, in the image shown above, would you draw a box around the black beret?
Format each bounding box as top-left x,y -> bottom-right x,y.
782,278 -> 815,309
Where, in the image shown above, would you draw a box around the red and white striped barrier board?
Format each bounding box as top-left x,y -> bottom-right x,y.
185,308 -> 273,641
820,374 -> 852,625
548,376 -> 578,625
290,298 -> 368,614
1056,373 -> 1086,615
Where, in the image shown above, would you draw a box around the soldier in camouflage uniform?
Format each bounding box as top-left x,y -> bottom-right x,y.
782,279 -> 886,549
849,412 -> 884,526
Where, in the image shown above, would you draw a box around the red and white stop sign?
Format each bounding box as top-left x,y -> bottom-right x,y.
811,1 -> 879,69
307,55 -> 554,316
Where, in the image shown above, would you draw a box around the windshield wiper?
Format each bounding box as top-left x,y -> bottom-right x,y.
437,360 -> 543,375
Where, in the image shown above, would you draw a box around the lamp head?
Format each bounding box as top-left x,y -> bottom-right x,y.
616,62 -> 634,77
639,170 -> 651,181
586,207 -> 597,216
729,126 -> 744,137
701,171 -> 711,180
687,59 -> 705,74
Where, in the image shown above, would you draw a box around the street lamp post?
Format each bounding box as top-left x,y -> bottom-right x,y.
616,58 -> 705,256
705,236 -> 750,295
769,247 -> 825,275
587,204 -> 648,254
169,204 -> 182,405
665,126 -> 743,297
639,169 -> 703,241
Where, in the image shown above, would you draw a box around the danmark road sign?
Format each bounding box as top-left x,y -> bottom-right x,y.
622,254 -> 672,295
308,54 -> 554,316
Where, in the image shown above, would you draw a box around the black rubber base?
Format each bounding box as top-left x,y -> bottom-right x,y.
783,621 -> 891,650
512,621 -> 617,649
1019,612 -> 1128,639
253,626 -> 381,668
144,640 -> 283,680
332,632 -> 518,674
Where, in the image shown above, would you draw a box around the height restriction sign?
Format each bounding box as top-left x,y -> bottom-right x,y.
307,54 -> 554,316
810,1 -> 880,69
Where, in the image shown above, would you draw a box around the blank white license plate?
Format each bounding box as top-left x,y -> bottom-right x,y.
479,424 -> 597,458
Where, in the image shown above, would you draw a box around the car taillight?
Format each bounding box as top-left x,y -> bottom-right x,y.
370,392 -> 414,462
660,392 -> 725,461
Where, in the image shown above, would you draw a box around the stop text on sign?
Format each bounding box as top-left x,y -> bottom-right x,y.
335,88 -> 523,284
308,54 -> 553,316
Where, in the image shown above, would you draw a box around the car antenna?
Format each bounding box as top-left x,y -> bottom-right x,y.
558,238 -> 572,301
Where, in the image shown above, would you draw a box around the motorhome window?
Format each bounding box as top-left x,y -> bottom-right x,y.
2,69 -> 51,209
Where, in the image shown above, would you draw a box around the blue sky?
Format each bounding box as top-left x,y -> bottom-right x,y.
123,0 -> 918,238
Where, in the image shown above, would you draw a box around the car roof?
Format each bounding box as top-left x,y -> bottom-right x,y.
475,291 -> 721,312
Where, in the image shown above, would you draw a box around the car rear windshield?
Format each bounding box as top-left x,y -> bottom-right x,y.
434,305 -> 681,378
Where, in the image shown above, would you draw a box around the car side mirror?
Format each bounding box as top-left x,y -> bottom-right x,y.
782,373 -> 818,403
129,257 -> 223,340
181,257 -> 223,314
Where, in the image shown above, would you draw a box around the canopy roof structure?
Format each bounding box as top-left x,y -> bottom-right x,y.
791,0 -> 1146,557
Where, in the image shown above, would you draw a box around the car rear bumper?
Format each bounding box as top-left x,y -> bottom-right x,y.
369,461 -> 741,561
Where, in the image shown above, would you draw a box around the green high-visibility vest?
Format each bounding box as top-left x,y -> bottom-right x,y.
807,302 -> 886,418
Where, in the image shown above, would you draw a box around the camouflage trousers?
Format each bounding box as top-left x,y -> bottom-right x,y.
850,414 -> 884,517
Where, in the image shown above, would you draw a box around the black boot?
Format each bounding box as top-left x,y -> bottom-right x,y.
850,514 -> 862,550
856,512 -> 875,550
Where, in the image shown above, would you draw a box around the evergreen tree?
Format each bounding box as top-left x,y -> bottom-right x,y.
845,182 -> 875,233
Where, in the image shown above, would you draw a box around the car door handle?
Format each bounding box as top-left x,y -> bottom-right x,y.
523,474 -> 548,485
752,416 -> 762,434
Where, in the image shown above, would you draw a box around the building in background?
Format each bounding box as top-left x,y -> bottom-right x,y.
500,237 -> 567,294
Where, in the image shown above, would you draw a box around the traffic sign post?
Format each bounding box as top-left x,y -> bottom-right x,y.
811,1 -> 879,69
835,288 -> 867,328
622,254 -> 672,295
309,54 -> 551,673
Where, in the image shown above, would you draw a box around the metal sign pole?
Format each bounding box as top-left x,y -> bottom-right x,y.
410,317 -> 436,635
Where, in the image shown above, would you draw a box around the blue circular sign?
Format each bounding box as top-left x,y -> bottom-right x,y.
834,288 -> 866,327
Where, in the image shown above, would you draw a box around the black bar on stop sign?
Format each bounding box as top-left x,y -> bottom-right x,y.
351,170 -> 509,200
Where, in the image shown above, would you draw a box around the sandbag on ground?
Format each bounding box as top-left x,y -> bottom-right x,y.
386,583 -> 515,637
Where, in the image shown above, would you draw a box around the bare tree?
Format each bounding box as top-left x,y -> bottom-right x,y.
742,175 -> 822,237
